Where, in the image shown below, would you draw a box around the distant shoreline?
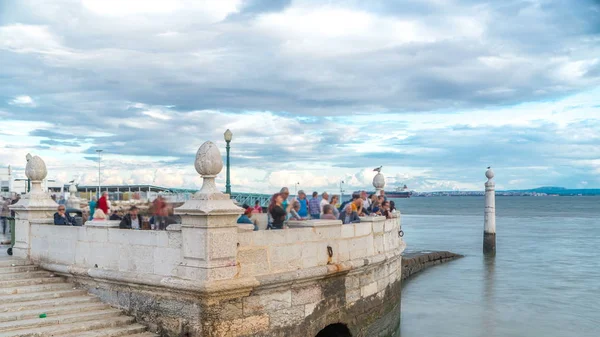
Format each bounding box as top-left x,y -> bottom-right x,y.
409,194 -> 600,197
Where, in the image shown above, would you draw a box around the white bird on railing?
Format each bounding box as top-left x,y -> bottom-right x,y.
373,166 -> 382,172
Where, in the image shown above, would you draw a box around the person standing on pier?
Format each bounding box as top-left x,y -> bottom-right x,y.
97,191 -> 110,216
1,197 -> 10,234
280,187 -> 291,214
295,190 -> 309,218
329,195 -> 340,219
319,192 -> 329,216
88,196 -> 97,221
268,193 -> 287,230
252,200 -> 262,213
308,191 -> 321,219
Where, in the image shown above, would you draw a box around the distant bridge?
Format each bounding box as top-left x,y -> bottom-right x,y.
230,192 -> 272,207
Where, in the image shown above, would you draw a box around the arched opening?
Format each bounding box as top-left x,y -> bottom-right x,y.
315,323 -> 352,337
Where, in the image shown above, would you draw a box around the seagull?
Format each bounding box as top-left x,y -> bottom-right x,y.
373,166 -> 382,172
487,166 -> 491,169
68,179 -> 75,184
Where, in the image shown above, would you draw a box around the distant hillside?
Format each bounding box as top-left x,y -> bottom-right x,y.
510,186 -> 600,196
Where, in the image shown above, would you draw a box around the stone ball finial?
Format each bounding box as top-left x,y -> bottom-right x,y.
194,141 -> 223,177
485,167 -> 494,180
373,172 -> 386,189
69,184 -> 78,193
25,153 -> 48,181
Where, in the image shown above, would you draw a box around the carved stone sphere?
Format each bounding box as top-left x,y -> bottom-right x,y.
485,168 -> 495,180
69,184 -> 78,193
373,172 -> 386,189
25,154 -> 48,181
195,141 -> 223,176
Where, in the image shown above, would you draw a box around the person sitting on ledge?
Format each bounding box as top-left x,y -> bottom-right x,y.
289,201 -> 308,220
109,209 -> 122,221
92,208 -> 107,221
237,207 -> 258,231
321,204 -> 337,220
340,204 -> 360,224
120,206 -> 143,230
54,205 -> 77,226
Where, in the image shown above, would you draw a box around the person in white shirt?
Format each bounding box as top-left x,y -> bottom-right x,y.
320,192 -> 329,215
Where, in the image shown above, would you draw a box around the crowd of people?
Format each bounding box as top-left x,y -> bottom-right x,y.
237,188 -> 398,230
50,192 -> 175,231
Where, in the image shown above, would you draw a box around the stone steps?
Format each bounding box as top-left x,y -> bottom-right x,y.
0,259 -> 32,267
0,276 -> 65,288
0,302 -> 110,322
58,325 -> 151,337
0,270 -> 52,281
0,258 -> 157,337
0,281 -> 74,295
0,265 -> 38,274
0,282 -> 74,298
0,289 -> 89,304
0,308 -> 123,331
1,295 -> 100,313
0,316 -> 136,337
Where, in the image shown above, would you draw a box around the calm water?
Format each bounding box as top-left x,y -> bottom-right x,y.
393,196 -> 600,337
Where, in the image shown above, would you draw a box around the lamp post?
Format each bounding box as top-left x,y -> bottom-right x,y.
294,182 -> 300,196
224,129 -> 232,195
340,180 -> 345,202
96,149 -> 103,198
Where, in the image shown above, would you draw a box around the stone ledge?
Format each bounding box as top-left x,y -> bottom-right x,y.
401,250 -> 463,281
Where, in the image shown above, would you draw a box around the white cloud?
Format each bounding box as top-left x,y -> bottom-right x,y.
8,95 -> 36,107
0,24 -> 72,56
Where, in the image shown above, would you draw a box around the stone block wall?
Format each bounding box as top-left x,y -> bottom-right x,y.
236,216 -> 401,278
30,223 -> 183,277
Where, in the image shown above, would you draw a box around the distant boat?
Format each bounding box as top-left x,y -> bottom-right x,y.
386,185 -> 412,199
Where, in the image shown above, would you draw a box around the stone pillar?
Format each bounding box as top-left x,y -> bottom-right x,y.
483,167 -> 496,254
9,154 -> 57,259
175,141 -> 243,282
373,170 -> 385,195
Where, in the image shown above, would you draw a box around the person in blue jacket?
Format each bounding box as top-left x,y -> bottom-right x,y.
237,207 -> 258,231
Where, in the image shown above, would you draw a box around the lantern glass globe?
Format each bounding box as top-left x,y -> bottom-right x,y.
224,129 -> 233,142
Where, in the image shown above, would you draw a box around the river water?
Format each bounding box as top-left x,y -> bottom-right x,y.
393,196 -> 600,337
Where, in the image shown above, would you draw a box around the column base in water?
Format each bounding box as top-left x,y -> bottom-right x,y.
483,232 -> 496,255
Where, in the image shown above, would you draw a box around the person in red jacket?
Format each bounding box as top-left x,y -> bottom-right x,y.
152,195 -> 168,230
97,191 -> 110,216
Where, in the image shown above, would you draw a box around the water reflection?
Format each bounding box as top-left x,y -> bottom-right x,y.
482,255 -> 496,336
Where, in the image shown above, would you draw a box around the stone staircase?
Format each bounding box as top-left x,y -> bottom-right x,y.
0,257 -> 157,337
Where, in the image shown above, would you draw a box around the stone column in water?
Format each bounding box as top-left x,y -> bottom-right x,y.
483,167 -> 496,254
9,154 -> 57,258
175,141 -> 243,282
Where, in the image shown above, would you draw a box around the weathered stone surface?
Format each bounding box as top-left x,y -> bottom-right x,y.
291,284 -> 322,306
243,290 -> 292,315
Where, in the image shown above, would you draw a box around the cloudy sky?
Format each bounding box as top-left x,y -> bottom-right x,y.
1,0 -> 599,194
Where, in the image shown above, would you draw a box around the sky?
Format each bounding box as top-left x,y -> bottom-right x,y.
0,0 -> 599,194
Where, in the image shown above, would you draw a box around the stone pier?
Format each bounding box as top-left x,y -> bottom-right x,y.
10,142 -> 406,337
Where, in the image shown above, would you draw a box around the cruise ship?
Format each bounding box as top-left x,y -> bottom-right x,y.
359,185 -> 412,198
385,185 -> 412,198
